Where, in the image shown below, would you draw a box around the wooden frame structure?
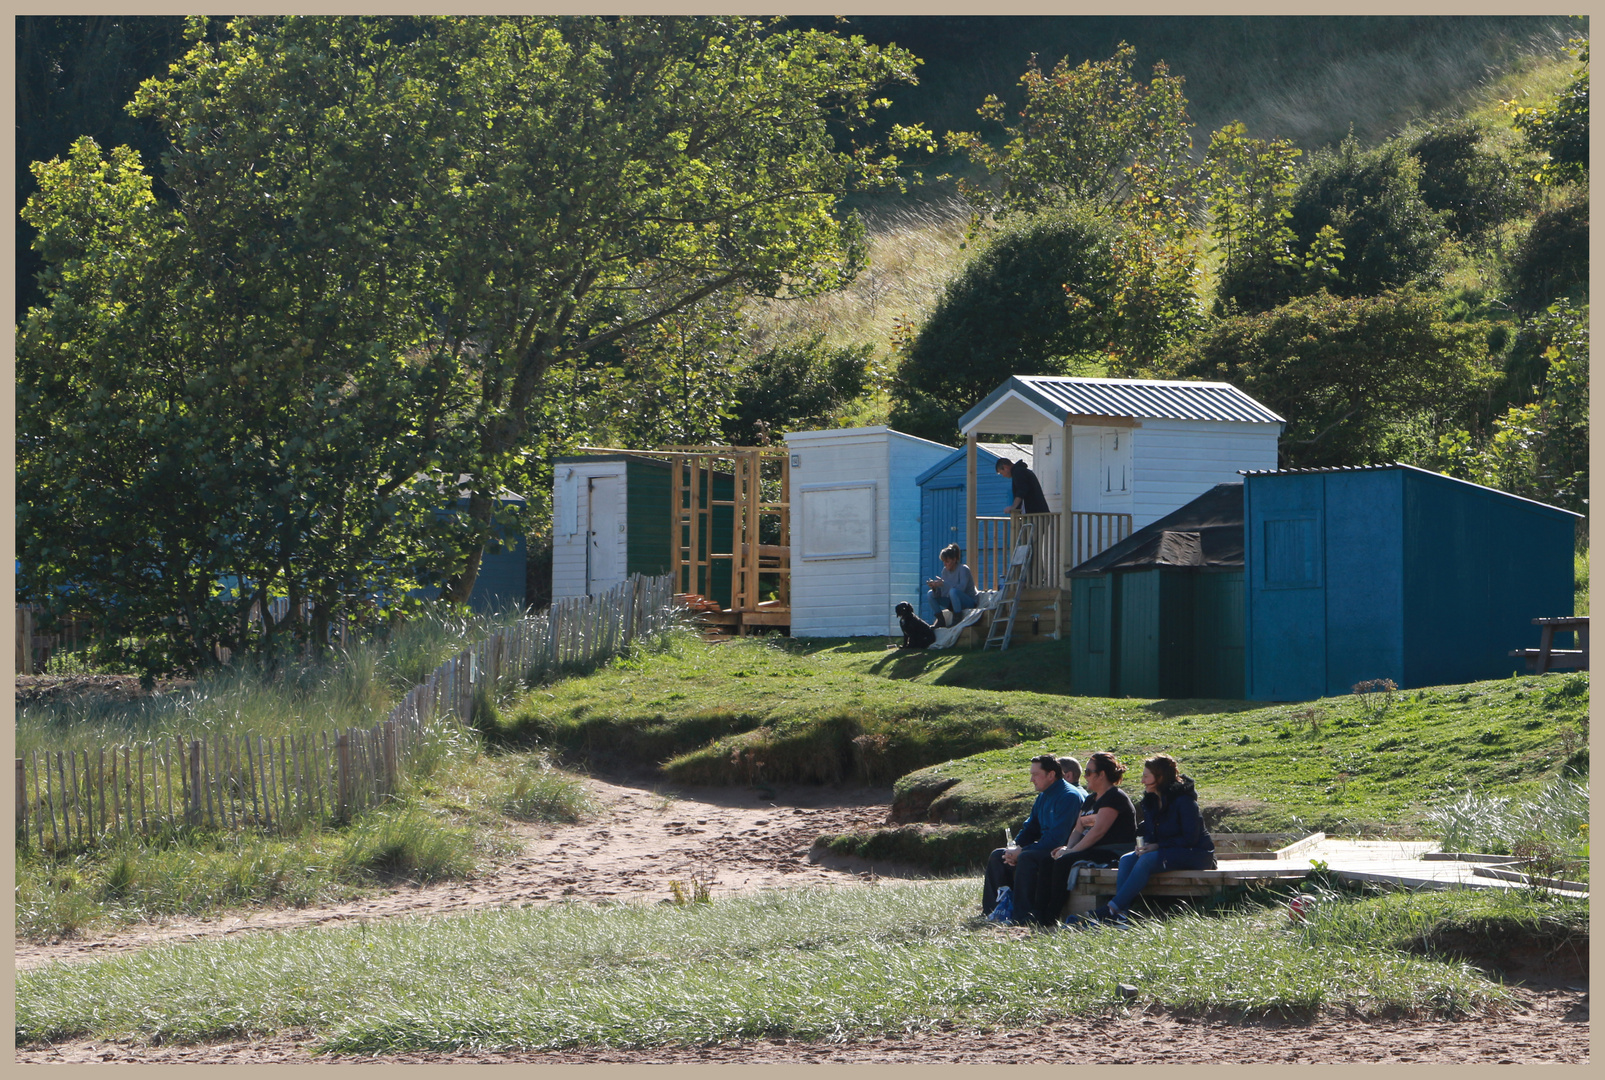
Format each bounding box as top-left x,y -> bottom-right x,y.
578,445 -> 791,634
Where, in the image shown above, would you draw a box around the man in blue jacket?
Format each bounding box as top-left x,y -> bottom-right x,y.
980,754 -> 1084,925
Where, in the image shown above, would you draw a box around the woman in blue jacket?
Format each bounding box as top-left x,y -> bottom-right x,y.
1090,753 -> 1215,926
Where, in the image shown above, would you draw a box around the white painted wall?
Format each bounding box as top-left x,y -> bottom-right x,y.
551,459 -> 630,599
1129,419 -> 1280,529
785,427 -> 952,637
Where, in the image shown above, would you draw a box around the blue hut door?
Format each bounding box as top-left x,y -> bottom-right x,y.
586,475 -> 623,596
922,484 -> 965,618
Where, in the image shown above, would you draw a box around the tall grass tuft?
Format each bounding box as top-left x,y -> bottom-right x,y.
1426,775 -> 1589,865
334,805 -> 478,883
496,754 -> 595,823
15,606 -> 524,757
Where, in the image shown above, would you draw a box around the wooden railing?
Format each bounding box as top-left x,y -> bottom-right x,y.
15,573 -> 675,849
974,511 -> 1133,591
1068,511 -> 1133,570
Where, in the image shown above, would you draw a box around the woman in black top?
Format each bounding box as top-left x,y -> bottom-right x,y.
1055,752 -> 1137,864
1037,752 -> 1137,925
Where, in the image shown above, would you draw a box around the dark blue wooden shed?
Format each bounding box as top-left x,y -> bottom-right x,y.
1243,464 -> 1580,701
915,442 -> 1029,620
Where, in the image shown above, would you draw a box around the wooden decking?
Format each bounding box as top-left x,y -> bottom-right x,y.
1060,834 -> 1588,917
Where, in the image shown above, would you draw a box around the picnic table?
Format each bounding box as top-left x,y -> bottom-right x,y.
1509,615 -> 1589,673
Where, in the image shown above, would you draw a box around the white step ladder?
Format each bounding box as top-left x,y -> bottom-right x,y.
983,522 -> 1034,651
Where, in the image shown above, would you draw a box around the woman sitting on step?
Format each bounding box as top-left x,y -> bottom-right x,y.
1077,753 -> 1215,927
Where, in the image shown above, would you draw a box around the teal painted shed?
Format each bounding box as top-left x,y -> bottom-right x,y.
1243,464 -> 1581,700
1068,483 -> 1246,699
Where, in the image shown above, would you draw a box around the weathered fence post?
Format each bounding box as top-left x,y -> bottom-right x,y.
187,739 -> 203,826
16,758 -> 27,841
336,730 -> 351,823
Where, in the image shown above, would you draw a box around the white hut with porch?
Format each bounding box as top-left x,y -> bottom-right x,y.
957,375 -> 1283,639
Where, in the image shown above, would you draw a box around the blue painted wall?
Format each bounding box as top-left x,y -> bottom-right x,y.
891,434 -> 957,623
916,446 -> 1014,619
1403,469 -> 1576,687
1246,467 -> 1577,700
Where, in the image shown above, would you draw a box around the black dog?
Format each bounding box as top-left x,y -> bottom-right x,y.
895,601 -> 936,649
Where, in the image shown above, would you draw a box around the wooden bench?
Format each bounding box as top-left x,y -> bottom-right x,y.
1057,832 -> 1324,918
1509,615 -> 1589,673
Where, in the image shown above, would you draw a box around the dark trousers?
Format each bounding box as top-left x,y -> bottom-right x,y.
1040,844 -> 1134,924
981,846 -> 1054,923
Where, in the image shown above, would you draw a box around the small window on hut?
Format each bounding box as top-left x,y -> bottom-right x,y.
1262,515 -> 1320,588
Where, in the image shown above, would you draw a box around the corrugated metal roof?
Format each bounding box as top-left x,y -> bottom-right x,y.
1238,462 -> 1583,518
1017,375 -> 1285,424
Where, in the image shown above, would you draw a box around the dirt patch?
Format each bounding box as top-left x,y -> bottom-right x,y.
15,987 -> 1588,1064
15,674 -> 196,707
14,770 -> 907,971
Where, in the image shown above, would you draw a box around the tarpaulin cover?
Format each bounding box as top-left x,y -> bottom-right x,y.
1068,482 -> 1244,575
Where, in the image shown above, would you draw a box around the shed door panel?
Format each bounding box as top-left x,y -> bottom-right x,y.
1246,474 -> 1326,701
922,484 -> 964,619
586,475 -> 624,595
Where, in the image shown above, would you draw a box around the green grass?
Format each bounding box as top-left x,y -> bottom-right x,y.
14,735 -> 590,942
498,635 -> 1584,839
17,880 -> 1541,1051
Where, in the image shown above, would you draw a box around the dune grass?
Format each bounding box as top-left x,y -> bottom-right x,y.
17,879 -> 1538,1051
14,732 -> 594,942
16,607 -> 528,757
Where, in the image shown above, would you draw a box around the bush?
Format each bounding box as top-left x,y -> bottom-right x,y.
1288,135 -> 1448,299
1156,289 -> 1493,468
888,206 -> 1132,443
1402,119 -> 1528,243
722,334 -> 872,446
1503,187 -> 1588,314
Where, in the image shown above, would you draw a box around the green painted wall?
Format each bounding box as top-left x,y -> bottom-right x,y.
625,458 -> 672,577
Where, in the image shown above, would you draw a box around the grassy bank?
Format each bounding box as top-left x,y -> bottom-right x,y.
20,880 -> 1570,1052
15,740 -> 592,943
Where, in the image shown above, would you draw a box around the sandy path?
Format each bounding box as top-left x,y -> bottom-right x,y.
15,772 -> 903,971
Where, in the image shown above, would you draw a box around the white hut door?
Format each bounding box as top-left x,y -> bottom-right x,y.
586,475 -> 623,596
1100,432 -> 1131,498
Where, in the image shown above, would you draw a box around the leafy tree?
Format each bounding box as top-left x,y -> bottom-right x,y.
1203,121 -> 1344,314
1286,135 -> 1447,299
21,15 -> 928,653
946,42 -> 1195,227
1507,38 -> 1589,187
1155,290 -> 1495,469
15,16 -> 193,313
722,334 -> 873,446
889,205 -> 1199,443
19,135 -> 455,672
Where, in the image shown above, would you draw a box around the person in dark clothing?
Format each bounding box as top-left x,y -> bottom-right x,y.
1083,753 -> 1215,926
1042,751 -> 1138,923
980,754 -> 1084,924
996,457 -> 1050,515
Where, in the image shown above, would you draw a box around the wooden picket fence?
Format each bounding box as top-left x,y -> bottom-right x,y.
15,573 -> 676,849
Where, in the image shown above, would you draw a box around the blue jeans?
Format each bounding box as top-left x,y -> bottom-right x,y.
1110,848 -> 1216,913
931,590 -> 978,616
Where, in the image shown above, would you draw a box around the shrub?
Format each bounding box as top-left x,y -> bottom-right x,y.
1287,135 -> 1448,299
1156,289 -> 1493,468
1503,187 -> 1588,314
892,207 -> 1155,442
722,334 -> 872,446
1402,119 -> 1528,243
